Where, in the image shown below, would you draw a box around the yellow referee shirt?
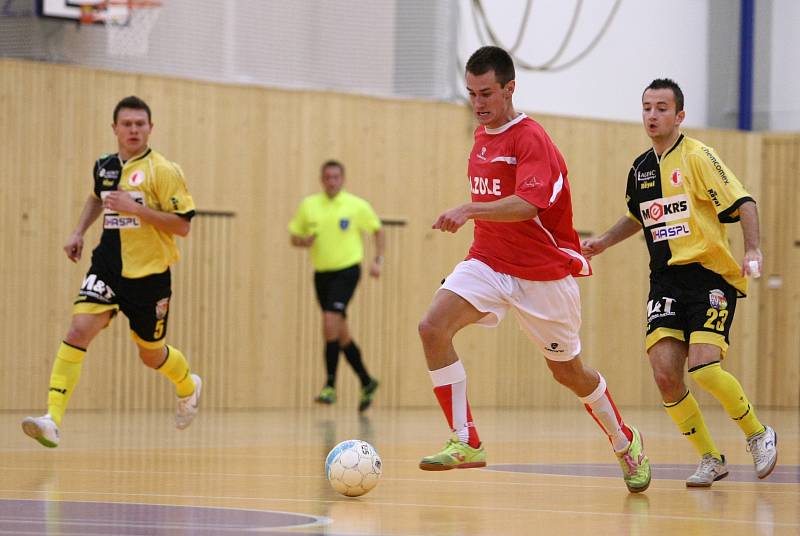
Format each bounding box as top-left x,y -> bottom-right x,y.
288,190 -> 382,272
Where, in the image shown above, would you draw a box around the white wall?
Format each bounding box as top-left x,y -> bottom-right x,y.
769,0 -> 800,131
457,0 -> 711,128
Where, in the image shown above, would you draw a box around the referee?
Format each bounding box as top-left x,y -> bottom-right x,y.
289,160 -> 384,412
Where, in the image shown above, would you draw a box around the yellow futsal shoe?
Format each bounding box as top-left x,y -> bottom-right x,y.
617,426 -> 651,493
419,437 -> 486,471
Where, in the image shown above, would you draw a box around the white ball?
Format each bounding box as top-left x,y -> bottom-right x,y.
325,440 -> 382,497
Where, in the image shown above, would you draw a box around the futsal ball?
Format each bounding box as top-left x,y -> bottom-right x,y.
325,440 -> 382,497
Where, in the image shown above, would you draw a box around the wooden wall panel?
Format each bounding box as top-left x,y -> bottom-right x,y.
1,59 -> 796,412
757,136 -> 800,406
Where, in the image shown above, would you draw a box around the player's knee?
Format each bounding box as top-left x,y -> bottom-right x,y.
138,346 -> 166,369
548,363 -> 577,388
418,316 -> 445,346
652,368 -> 684,397
64,325 -> 93,348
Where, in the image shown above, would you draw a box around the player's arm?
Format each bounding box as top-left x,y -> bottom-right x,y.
432,195 -> 536,233
369,227 -> 386,277
64,195 -> 104,262
738,200 -> 762,277
580,215 -> 641,260
102,192 -> 191,236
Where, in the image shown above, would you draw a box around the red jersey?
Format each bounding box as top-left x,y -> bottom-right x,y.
466,114 -> 591,281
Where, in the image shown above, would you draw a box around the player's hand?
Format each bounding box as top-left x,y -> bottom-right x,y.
64,234 -> 84,262
742,248 -> 763,278
580,237 -> 607,260
103,190 -> 141,214
432,205 -> 470,233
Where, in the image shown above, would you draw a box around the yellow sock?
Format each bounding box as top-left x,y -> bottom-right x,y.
663,390 -> 722,459
156,345 -> 195,397
690,362 -> 765,438
47,342 -> 87,426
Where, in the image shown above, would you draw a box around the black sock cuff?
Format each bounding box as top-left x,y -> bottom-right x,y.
688,360 -> 720,373
663,389 -> 691,408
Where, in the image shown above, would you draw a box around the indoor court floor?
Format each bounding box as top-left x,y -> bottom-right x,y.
1,406 -> 798,535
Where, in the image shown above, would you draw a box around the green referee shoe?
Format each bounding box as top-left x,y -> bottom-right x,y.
315,386 -> 336,404
617,426 -> 651,493
358,379 -> 379,412
419,437 -> 486,471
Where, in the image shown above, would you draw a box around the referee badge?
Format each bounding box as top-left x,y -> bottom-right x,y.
339,218 -> 350,230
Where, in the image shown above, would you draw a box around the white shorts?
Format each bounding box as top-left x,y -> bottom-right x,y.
441,259 -> 582,361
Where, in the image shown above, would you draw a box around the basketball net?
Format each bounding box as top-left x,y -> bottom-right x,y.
78,0 -> 162,58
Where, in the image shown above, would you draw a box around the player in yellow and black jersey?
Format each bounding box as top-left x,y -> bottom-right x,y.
582,79 -> 777,487
22,96 -> 203,448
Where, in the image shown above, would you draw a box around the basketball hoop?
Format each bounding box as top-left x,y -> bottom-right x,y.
76,0 -> 162,57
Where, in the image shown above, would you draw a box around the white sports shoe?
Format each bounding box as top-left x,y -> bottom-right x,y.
686,454 -> 728,487
175,374 -> 202,430
747,425 -> 778,479
21,414 -> 60,448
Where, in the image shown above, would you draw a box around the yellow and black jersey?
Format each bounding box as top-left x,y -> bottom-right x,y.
91,148 -> 196,279
625,134 -> 753,295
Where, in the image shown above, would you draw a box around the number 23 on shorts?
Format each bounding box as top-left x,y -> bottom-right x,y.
703,308 -> 729,331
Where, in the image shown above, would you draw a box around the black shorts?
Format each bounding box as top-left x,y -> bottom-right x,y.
314,264 -> 361,316
646,263 -> 738,355
73,263 -> 172,347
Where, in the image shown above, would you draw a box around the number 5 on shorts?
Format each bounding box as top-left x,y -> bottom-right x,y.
153,319 -> 165,339
703,308 -> 729,331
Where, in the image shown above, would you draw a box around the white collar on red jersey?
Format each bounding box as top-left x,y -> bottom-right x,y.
484,113 -> 527,135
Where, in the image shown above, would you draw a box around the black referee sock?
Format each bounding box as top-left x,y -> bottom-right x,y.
342,341 -> 371,386
325,341 -> 340,387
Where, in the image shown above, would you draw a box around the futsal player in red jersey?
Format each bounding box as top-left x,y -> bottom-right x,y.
417,46 -> 651,493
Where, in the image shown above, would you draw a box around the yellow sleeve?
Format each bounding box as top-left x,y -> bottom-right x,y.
288,199 -> 309,237
358,199 -> 382,233
689,146 -> 753,222
154,161 -> 196,216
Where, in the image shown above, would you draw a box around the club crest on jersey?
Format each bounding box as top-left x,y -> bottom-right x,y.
670,169 -> 683,187
155,297 -> 170,319
339,218 -> 350,230
128,170 -> 146,186
477,146 -> 488,161
709,289 -> 727,310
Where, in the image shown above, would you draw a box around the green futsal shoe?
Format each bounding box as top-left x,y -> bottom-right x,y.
315,386 -> 336,404
617,426 -> 651,493
419,437 -> 486,471
358,379 -> 379,412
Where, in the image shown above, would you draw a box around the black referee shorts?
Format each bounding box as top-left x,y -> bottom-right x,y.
314,264 -> 361,316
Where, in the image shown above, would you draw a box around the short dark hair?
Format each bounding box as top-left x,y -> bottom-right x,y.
113,95 -> 152,123
466,46 -> 515,86
644,78 -> 684,112
321,159 -> 345,176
